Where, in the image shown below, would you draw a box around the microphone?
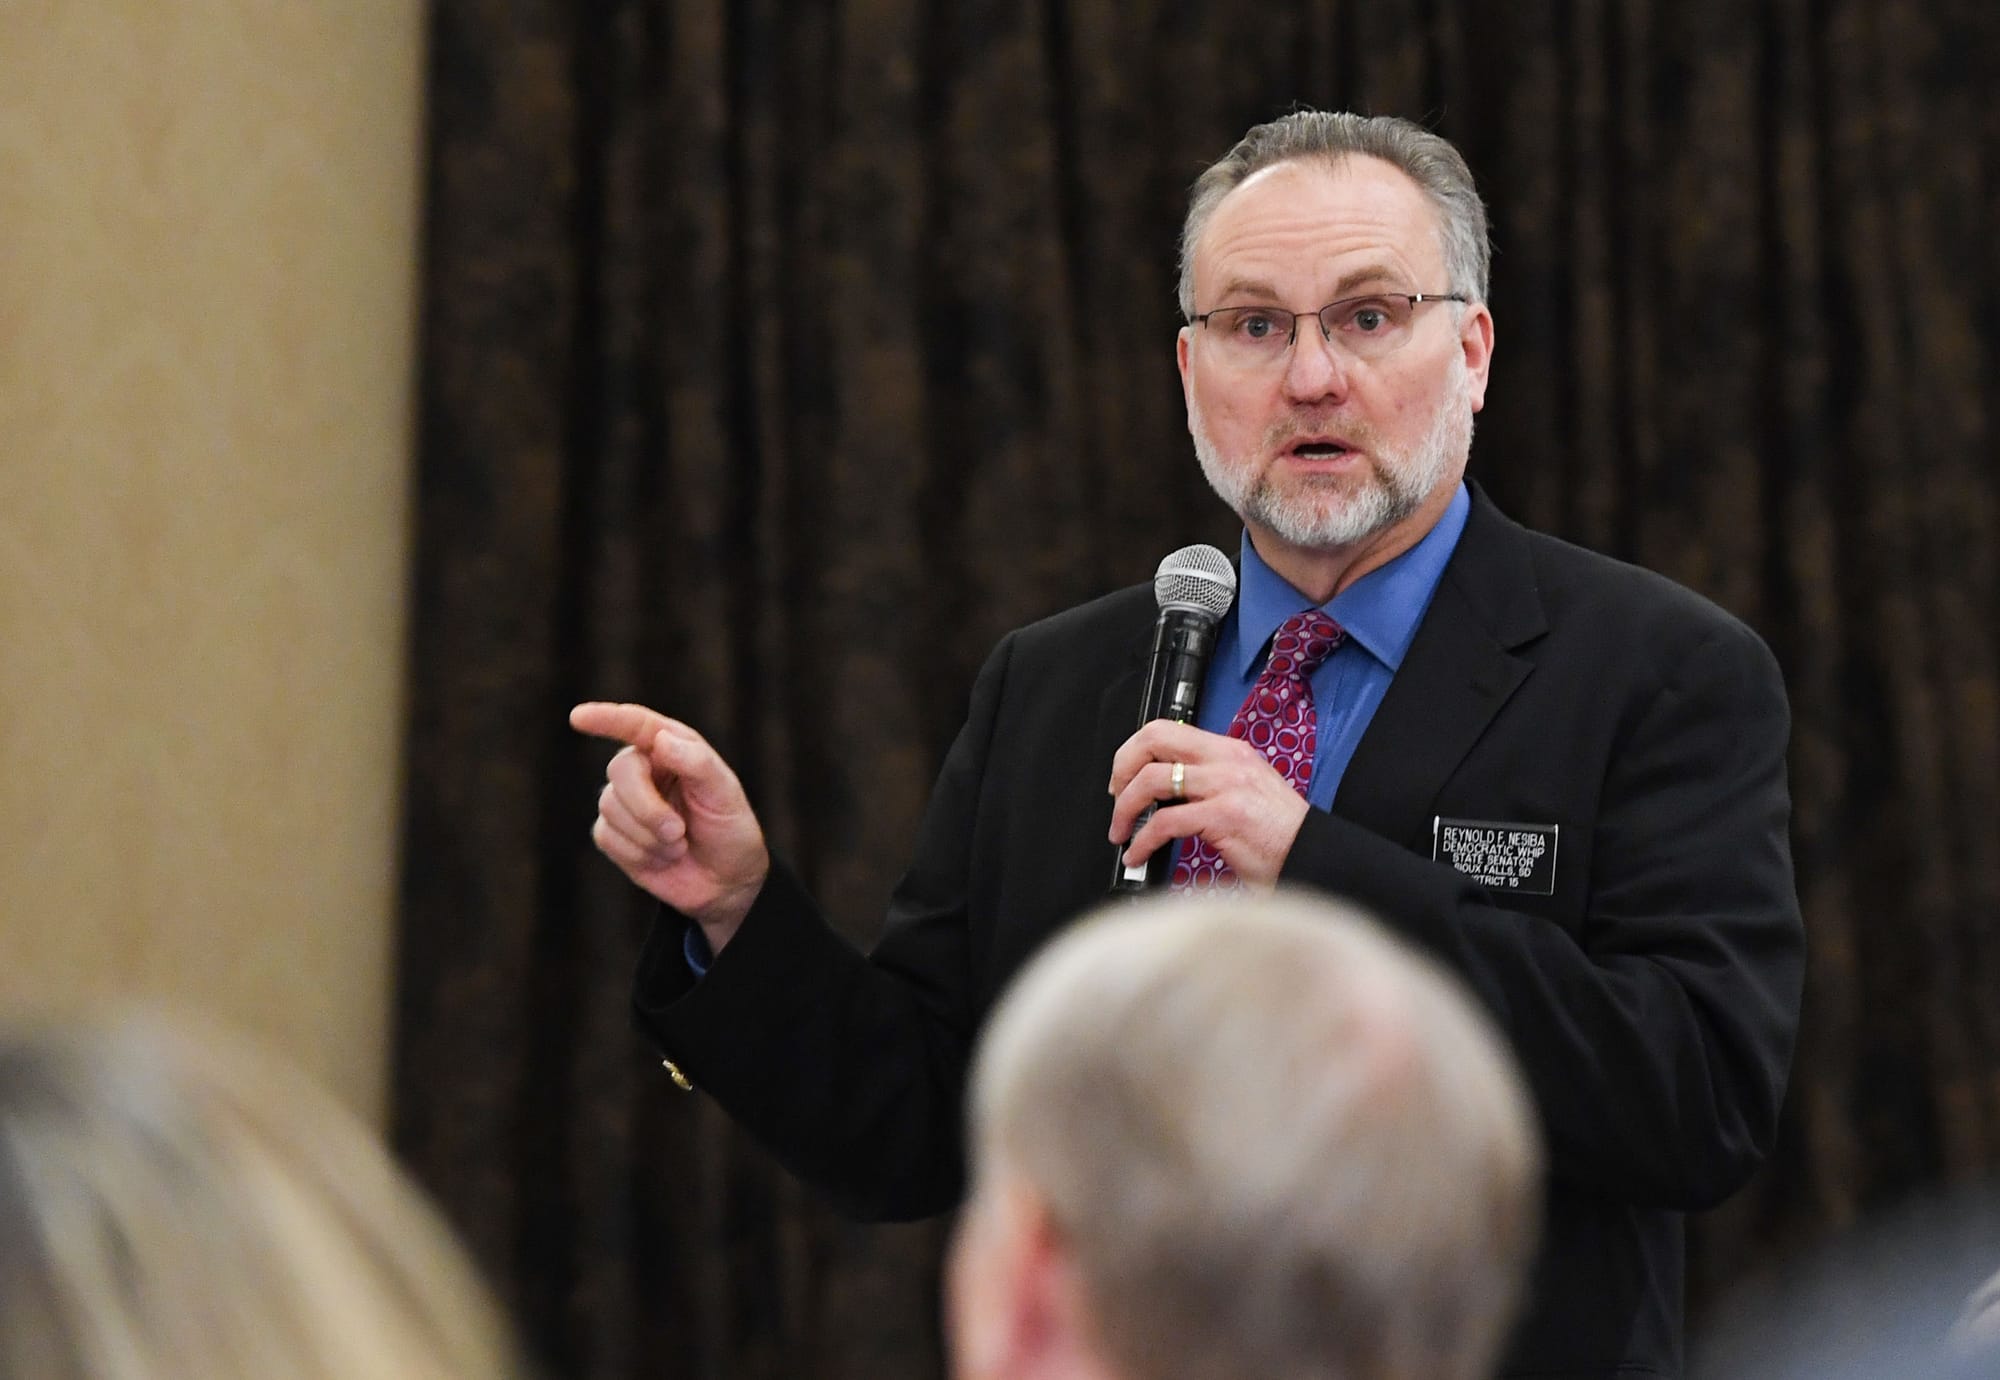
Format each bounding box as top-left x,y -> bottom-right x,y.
1111,544 -> 1237,893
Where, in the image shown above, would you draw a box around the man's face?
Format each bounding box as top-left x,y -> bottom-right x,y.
1176,157 -> 1493,556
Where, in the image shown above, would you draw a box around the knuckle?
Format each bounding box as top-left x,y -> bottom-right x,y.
592,818 -> 621,856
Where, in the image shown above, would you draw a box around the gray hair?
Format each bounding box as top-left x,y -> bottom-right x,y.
1178,110 -> 1491,317
967,891 -> 1543,1380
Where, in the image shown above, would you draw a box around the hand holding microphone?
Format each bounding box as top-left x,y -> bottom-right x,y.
1108,545 -> 1236,892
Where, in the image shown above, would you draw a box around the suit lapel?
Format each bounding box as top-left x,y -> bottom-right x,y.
1333,488 -> 1548,848
1058,591 -> 1181,899
1094,633 -> 1151,786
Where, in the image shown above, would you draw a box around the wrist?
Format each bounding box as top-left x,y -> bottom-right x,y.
693,865 -> 767,954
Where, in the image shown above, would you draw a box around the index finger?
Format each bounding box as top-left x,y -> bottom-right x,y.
570,701 -> 674,749
1108,719 -> 1218,793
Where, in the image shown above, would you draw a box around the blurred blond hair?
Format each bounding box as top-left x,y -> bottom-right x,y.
0,1011 -> 523,1379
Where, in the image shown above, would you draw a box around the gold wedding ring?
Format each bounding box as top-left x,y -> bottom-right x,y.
1170,761 -> 1186,797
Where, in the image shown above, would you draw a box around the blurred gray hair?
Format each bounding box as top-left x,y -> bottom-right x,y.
1178,110 -> 1491,317
967,891 -> 1542,1380
0,1013 -> 523,1380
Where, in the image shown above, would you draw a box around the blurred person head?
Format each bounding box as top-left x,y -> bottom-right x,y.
1694,1184 -> 2000,1380
1955,1261 -> 2000,1354
947,891 -> 1543,1380
0,1012 -> 524,1380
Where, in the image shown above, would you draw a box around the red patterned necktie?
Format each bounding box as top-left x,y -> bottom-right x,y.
1173,609 -> 1345,889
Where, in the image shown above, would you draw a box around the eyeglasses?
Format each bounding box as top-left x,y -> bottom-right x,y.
1189,293 -> 1468,366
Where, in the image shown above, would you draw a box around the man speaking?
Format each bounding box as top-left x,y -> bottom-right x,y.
572,110 -> 1804,1380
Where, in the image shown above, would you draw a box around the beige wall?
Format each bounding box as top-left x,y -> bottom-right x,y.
0,4 -> 427,1125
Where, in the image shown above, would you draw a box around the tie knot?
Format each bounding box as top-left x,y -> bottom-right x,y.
1265,610 -> 1344,680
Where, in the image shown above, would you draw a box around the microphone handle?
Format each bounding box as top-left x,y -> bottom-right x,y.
1110,611 -> 1216,893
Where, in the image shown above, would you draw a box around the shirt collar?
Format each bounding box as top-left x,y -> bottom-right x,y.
1231,481 -> 1471,676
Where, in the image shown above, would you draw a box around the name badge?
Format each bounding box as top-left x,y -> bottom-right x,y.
1432,818 -> 1559,896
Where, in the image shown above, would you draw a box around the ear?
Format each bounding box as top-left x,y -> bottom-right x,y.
1459,303 -> 1495,413
1176,325 -> 1196,425
948,1180 -> 1098,1380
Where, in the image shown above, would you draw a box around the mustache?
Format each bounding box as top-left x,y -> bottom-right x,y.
1262,413 -> 1379,449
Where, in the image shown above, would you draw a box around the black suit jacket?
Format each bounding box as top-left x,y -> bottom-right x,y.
635,486 -> 1805,1380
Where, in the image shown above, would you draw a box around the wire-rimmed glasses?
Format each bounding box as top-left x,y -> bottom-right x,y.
1189,293 -> 1468,367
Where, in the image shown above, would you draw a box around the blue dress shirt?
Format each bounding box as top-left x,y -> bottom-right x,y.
1193,481 -> 1471,809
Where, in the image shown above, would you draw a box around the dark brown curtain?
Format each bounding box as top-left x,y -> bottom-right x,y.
394,3 -> 2000,1377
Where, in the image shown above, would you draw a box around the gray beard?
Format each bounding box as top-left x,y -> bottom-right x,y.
1193,366 -> 1473,549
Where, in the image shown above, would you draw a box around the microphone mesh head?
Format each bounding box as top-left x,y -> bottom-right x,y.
1153,544 -> 1237,618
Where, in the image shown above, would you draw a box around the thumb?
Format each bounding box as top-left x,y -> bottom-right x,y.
651,727 -> 746,816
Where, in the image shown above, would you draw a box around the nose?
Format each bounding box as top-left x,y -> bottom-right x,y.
1281,316 -> 1352,404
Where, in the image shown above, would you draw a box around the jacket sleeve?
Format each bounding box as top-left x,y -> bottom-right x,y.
1280,617 -> 1804,1211
627,633 -> 1018,1221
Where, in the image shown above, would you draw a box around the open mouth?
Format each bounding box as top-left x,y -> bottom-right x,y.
1289,440 -> 1352,459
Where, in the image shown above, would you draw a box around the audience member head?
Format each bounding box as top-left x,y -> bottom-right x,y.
949,890 -> 1543,1380
1695,1184 -> 2000,1380
1955,1261 -> 2000,1354
0,1012 -> 524,1379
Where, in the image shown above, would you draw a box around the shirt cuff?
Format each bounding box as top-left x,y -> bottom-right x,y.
683,922 -> 714,978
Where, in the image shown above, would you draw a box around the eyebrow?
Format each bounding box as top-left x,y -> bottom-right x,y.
1330,264 -> 1413,297
1210,264 -> 1414,306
